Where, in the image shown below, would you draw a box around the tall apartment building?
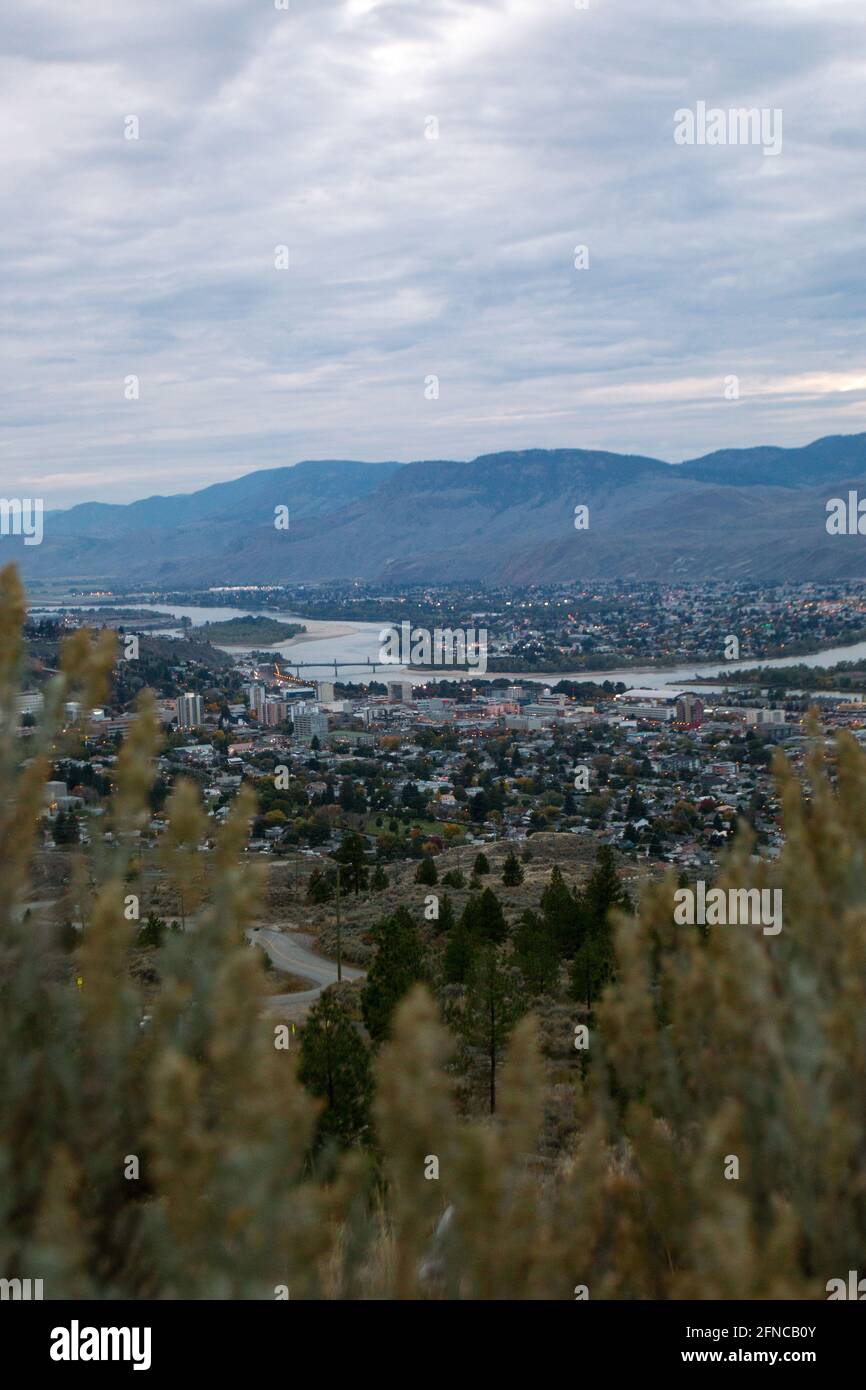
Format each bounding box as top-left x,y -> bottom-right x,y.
262,697 -> 288,726
176,692 -> 204,729
245,683 -> 266,720
675,692 -> 705,727
293,709 -> 329,741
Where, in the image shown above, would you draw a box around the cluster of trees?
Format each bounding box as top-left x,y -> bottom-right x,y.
298,844 -> 633,1137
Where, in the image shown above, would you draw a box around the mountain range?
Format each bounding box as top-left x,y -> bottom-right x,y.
9,434 -> 866,585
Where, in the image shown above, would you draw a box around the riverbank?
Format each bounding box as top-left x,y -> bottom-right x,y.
29,598 -> 866,694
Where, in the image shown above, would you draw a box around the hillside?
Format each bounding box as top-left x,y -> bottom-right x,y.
11,434 -> 866,584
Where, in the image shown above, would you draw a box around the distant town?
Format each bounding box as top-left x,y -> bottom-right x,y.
36,577 -> 866,672
21,579 -> 866,873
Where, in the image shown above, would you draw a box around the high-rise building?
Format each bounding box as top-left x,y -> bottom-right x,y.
387,680 -> 414,704
675,692 -> 704,727
293,709 -> 329,741
263,697 -> 288,727
245,683 -> 266,720
317,680 -> 336,703
176,692 -> 204,729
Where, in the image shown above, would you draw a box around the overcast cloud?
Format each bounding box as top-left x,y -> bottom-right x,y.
2,0 -> 866,506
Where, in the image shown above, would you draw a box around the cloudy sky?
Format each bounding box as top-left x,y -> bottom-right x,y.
3,0 -> 866,507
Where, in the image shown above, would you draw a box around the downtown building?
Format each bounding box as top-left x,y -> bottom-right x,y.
176,692 -> 204,729
293,708 -> 329,742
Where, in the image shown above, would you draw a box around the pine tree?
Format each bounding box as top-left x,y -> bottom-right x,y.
334,830 -> 369,895
513,909 -> 559,995
415,856 -> 438,886
361,907 -> 427,1042
371,863 -> 388,891
53,808 -> 80,846
626,788 -> 646,819
473,851 -> 490,875
435,892 -> 456,937
298,988 -> 373,1148
136,911 -> 167,948
460,944 -> 524,1114
540,864 -> 582,956
307,866 -> 333,904
502,849 -> 524,886
460,887 -> 507,944
570,844 -> 632,1008
442,912 -> 476,984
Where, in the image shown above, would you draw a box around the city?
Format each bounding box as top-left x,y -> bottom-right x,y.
3,0 -> 865,1353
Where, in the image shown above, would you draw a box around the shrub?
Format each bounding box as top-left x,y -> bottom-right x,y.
1,566 -> 864,1299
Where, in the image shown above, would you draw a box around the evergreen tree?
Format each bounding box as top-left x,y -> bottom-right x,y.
513,909 -> 559,995
584,844 -> 632,929
570,845 -> 632,1008
307,866 -> 333,904
361,907 -> 427,1042
502,849 -> 524,886
415,855 -> 438,886
339,777 -> 358,812
334,831 -> 369,895
469,791 -> 489,824
434,892 -> 456,937
626,788 -> 646,819
401,781 -> 425,814
53,808 -> 79,846
136,911 -> 167,948
442,912 -> 476,985
298,988 -> 373,1149
442,868 -> 465,889
371,863 -> 388,891
461,945 -> 524,1114
540,865 -> 582,957
473,851 -> 490,875
460,887 -> 507,944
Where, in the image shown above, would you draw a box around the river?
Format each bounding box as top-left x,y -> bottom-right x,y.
30,599 -> 866,695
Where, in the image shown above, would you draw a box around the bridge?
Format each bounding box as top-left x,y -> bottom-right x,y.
281,658 -> 402,677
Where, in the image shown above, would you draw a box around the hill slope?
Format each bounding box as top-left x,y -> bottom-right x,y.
11,435 -> 866,584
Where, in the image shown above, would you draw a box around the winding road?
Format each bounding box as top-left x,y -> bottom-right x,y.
249,926 -> 365,1017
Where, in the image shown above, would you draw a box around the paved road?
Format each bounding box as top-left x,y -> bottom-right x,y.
249,927 -> 365,1017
